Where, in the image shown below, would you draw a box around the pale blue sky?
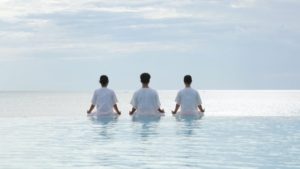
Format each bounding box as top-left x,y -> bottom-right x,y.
0,0 -> 299,91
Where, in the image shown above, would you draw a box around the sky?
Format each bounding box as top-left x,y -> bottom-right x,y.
0,0 -> 300,91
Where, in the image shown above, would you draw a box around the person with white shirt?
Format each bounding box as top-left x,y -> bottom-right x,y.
87,75 -> 121,116
172,75 -> 205,115
129,73 -> 165,116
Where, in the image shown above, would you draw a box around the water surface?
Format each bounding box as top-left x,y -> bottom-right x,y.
0,91 -> 300,168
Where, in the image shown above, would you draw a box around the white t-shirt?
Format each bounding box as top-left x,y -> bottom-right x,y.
175,88 -> 202,114
91,87 -> 118,115
130,88 -> 161,115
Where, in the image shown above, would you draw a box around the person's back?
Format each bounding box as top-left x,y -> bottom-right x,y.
131,88 -> 160,114
87,75 -> 121,116
172,75 -> 205,115
129,73 -> 164,116
92,87 -> 117,115
176,87 -> 201,113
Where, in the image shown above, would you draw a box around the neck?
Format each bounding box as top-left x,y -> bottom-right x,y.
142,84 -> 149,88
101,86 -> 107,88
185,84 -> 191,88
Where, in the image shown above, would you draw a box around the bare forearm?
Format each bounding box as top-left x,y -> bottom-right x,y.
129,107 -> 136,115
158,108 -> 165,113
198,105 -> 205,113
87,105 -> 95,114
113,104 -> 121,115
172,104 -> 180,114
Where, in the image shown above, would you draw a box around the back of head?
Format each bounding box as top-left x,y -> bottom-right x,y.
184,75 -> 192,85
99,75 -> 109,86
140,72 -> 151,84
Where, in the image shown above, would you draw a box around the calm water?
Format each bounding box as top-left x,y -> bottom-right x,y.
0,91 -> 300,169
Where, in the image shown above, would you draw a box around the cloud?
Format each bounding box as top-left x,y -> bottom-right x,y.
0,0 -> 208,61
0,30 -> 197,61
0,0 -> 193,20
230,0 -> 257,8
0,0 -> 300,90
0,0 -> 300,62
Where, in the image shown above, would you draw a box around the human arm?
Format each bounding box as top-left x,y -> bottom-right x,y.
172,104 -> 180,115
87,90 -> 97,114
196,91 -> 205,113
129,107 -> 136,115
158,108 -> 165,113
198,105 -> 205,113
113,104 -> 121,115
110,91 -> 121,115
129,92 -> 137,116
173,91 -> 181,115
87,104 -> 95,114
154,91 -> 164,113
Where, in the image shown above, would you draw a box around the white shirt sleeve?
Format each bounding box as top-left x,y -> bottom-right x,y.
175,91 -> 181,105
155,92 -> 161,109
196,92 -> 202,105
112,91 -> 118,105
91,90 -> 97,105
130,92 -> 137,108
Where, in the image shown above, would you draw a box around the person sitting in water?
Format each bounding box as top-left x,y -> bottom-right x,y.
172,75 -> 205,115
87,75 -> 121,116
129,72 -> 165,116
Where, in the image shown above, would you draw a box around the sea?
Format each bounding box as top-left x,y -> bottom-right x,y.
0,90 -> 300,169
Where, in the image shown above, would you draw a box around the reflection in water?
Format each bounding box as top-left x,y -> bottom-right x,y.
175,113 -> 203,121
132,115 -> 161,139
89,116 -> 119,139
175,115 -> 203,137
132,115 -> 161,123
1,117 -> 300,169
139,123 -> 158,139
89,115 -> 118,125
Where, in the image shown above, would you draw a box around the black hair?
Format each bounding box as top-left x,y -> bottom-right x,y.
184,75 -> 192,85
140,72 -> 151,84
99,75 -> 109,86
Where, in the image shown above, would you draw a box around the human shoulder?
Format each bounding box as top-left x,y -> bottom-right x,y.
92,88 -> 102,98
179,88 -> 186,93
94,88 -> 102,93
148,88 -> 159,95
106,88 -> 116,93
149,87 -> 158,92
190,87 -> 198,92
190,88 -> 201,99
135,88 -> 143,93
178,88 -> 188,94
95,87 -> 114,93
133,88 -> 143,96
190,88 -> 200,94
